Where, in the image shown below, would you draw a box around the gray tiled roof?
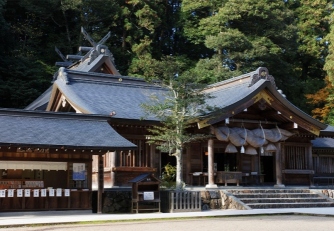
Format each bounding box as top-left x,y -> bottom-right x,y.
28,66 -> 330,135
25,86 -> 52,110
0,109 -> 136,150
54,71 -> 167,120
204,73 -> 259,109
311,138 -> 334,149
203,72 -> 327,130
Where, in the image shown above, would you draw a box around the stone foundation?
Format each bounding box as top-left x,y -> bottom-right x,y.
101,189 -> 250,213
321,189 -> 334,199
102,190 -> 132,213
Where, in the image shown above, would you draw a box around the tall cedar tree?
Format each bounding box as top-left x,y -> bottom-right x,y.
324,8 -> 334,125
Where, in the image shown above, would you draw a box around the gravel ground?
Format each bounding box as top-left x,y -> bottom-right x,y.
1,215 -> 334,231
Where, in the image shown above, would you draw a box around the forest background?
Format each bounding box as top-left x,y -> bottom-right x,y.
1,0 -> 334,124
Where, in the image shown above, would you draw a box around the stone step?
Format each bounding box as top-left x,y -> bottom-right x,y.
236,193 -> 319,199
240,197 -> 328,204
247,202 -> 334,209
229,189 -> 311,194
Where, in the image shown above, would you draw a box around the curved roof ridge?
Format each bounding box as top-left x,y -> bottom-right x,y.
206,71 -> 255,90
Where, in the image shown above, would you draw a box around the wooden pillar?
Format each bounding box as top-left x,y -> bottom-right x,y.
150,144 -> 155,168
206,138 -> 217,188
110,151 -> 116,187
274,143 -> 285,187
97,154 -> 104,214
308,144 -> 314,186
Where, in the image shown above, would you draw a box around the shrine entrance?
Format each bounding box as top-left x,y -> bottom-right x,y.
261,154 -> 275,184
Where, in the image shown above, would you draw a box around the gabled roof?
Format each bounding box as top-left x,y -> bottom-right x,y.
0,108 -> 136,150
56,27 -> 121,76
47,69 -> 167,120
128,173 -> 161,183
311,137 -> 334,149
25,86 -> 53,110
200,67 -> 330,136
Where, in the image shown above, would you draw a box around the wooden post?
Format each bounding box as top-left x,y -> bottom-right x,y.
97,154 -> 104,214
150,144 -> 155,169
110,151 -> 116,187
274,143 -> 285,187
308,144 -> 314,186
206,138 -> 217,188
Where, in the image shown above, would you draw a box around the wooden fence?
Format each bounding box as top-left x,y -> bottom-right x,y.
161,191 -> 201,213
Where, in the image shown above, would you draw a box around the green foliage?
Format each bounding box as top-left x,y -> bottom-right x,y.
182,0 -> 299,93
1,0 -> 334,121
0,55 -> 54,108
160,163 -> 176,189
324,9 -> 334,84
141,56 -> 212,189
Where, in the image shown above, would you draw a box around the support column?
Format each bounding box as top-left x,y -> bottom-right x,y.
274,143 -> 285,188
206,138 -> 217,188
308,144 -> 314,186
150,144 -> 155,168
110,151 -> 116,187
97,154 -> 104,214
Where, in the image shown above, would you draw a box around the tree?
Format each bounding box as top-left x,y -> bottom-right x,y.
305,76 -> 334,123
324,8 -> 334,84
181,0 -> 303,105
323,8 -> 334,125
141,56 -> 212,190
288,0 -> 332,114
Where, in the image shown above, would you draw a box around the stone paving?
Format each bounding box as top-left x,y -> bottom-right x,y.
1,207 -> 334,227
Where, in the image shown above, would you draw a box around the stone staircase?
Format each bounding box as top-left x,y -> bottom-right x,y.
228,189 -> 334,209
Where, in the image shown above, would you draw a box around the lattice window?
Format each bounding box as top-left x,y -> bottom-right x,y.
284,145 -> 308,170
313,156 -> 334,174
118,139 -> 151,167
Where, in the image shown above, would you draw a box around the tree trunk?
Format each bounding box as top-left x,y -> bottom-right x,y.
175,148 -> 183,190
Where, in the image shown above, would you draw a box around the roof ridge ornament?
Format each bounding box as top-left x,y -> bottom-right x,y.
80,27 -> 116,65
55,47 -> 73,67
248,67 -> 276,88
57,67 -> 69,84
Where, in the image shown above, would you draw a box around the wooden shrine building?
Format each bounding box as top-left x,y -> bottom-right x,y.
21,28 -> 334,191
0,108 -> 135,212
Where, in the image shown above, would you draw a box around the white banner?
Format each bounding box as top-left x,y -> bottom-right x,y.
56,188 -> 62,197
49,189 -> 55,197
33,189 -> 39,197
17,189 -> 23,197
7,189 -> 14,197
0,190 -> 5,198
64,189 -> 70,197
41,189 -> 47,197
24,189 -> 30,197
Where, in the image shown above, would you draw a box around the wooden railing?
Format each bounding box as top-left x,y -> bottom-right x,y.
161,191 -> 201,213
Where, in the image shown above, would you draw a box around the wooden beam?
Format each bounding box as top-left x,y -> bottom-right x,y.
112,166 -> 156,172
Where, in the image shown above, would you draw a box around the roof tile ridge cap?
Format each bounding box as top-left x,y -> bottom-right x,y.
71,77 -> 164,89
2,109 -> 110,121
205,72 -> 254,90
67,70 -> 149,82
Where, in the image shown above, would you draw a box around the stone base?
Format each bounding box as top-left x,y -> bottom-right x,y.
205,184 -> 218,189
274,184 -> 285,188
